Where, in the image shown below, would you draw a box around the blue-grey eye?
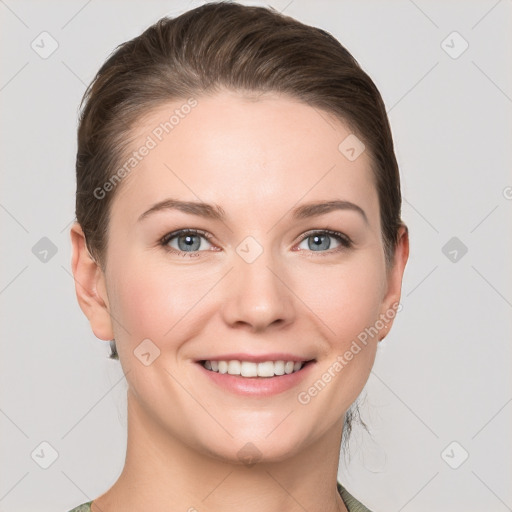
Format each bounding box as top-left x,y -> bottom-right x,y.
164,231 -> 213,252
297,232 -> 345,252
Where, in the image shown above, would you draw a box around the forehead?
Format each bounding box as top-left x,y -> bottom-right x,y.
112,90 -> 378,224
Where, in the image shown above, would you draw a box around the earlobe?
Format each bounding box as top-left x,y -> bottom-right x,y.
378,224 -> 410,341
70,222 -> 114,341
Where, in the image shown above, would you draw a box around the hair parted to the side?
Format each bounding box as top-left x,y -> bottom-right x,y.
76,0 -> 404,440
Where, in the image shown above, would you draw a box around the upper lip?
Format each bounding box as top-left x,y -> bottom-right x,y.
196,353 -> 315,363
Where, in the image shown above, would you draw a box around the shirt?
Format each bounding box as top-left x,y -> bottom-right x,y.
66,482 -> 372,511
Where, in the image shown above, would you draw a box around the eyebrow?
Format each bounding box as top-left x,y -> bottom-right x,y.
137,198 -> 368,224
292,200 -> 368,224
138,199 -> 226,222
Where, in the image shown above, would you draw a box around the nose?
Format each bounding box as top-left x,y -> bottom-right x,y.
220,249 -> 296,333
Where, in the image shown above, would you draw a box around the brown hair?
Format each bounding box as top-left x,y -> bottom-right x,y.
75,0 -> 403,438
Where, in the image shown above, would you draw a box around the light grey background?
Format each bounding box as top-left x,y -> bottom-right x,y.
1,1 -> 511,511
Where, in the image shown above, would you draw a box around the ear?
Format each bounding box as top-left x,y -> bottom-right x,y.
70,222 -> 114,341
377,224 -> 410,340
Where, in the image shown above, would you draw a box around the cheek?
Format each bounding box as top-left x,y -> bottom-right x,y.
292,256 -> 385,419
294,252 -> 386,347
107,254 -> 220,356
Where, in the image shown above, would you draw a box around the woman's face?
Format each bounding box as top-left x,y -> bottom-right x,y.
83,90 -> 407,463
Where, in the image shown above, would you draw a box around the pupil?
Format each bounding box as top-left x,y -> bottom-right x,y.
309,234 -> 330,251
179,234 -> 200,251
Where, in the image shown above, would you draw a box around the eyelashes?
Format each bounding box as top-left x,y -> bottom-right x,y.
160,229 -> 215,255
160,228 -> 353,258
297,229 -> 352,254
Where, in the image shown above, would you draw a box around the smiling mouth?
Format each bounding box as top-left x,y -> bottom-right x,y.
199,359 -> 315,378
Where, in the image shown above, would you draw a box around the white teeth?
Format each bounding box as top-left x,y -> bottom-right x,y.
241,361 -> 258,377
202,359 -> 306,377
227,360 -> 241,375
274,361 -> 285,375
218,361 -> 228,374
258,361 -> 275,377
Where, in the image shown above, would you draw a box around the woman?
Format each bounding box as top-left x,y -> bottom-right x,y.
68,2 -> 409,511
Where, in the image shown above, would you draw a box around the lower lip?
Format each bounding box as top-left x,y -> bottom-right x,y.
196,361 -> 316,397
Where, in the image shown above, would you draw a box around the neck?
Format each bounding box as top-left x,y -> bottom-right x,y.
92,389 -> 348,512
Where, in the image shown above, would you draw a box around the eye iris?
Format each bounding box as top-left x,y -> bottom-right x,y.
178,234 -> 201,252
171,232 -> 340,253
308,234 -> 330,251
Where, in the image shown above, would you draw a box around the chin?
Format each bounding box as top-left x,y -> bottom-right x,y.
196,428 -> 307,467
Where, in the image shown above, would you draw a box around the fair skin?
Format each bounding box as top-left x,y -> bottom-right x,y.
71,90 -> 409,512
